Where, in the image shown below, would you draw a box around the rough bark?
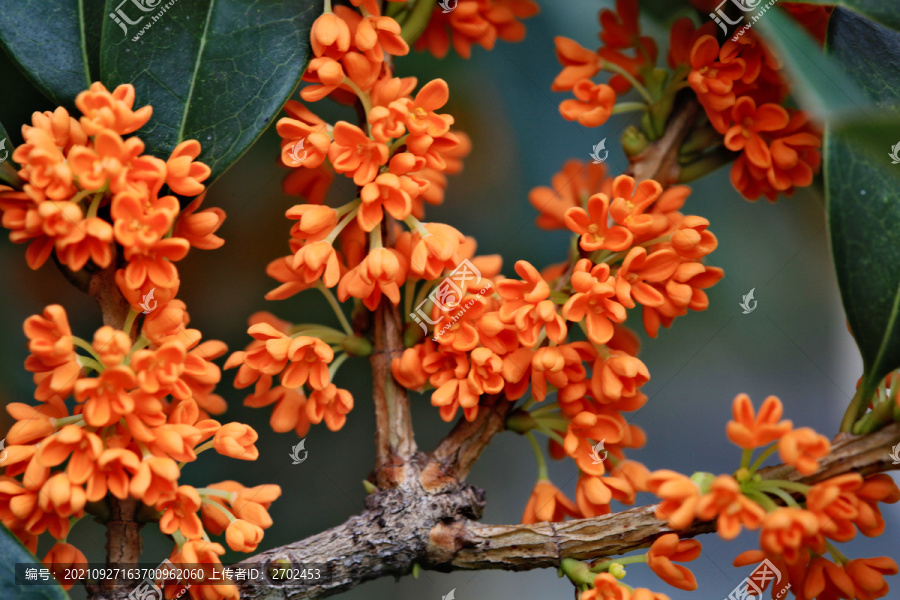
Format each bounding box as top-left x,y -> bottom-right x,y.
626,98 -> 700,185
234,423 -> 900,599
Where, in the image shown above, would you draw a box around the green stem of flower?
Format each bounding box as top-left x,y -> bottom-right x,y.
749,443 -> 779,473
601,61 -> 653,103
740,448 -> 753,470
180,440 -> 215,468
534,424 -> 566,446
54,415 -> 86,428
611,102 -> 647,114
764,486 -> 800,508
389,135 -> 409,154
77,355 -> 105,374
329,352 -> 349,379
200,497 -> 236,523
71,335 -> 102,361
403,214 -> 431,237
316,281 -> 354,336
841,377 -> 876,433
590,554 -> 648,573
525,431 -> 549,481
343,78 -> 373,121
122,308 -> 139,338
403,280 -> 417,324
756,479 -> 811,495
825,540 -> 849,565
197,487 -> 236,502
744,489 -> 777,512
370,223 -> 383,251
325,204 -> 360,245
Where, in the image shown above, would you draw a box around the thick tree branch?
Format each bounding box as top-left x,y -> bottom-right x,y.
235,423 -> 900,599
431,393 -> 514,479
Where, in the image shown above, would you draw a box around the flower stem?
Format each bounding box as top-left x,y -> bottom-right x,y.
71,336 -> 102,361
749,443 -> 779,473
740,448 -> 753,470
525,431 -> 549,480
590,554 -> 648,572
612,102 -> 647,114
316,281 -> 354,336
122,308 -> 139,338
840,377 -> 875,433
601,61 -> 653,103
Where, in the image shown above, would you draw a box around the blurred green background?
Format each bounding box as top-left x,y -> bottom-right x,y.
0,1 -> 897,599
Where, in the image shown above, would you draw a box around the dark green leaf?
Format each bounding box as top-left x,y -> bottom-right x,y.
100,0 -> 319,184
0,523 -> 69,600
783,0 -> 900,33
0,0 -> 105,107
825,8 -> 900,426
755,7 -> 870,120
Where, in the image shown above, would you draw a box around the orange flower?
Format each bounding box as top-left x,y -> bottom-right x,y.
563,410 -> 625,476
760,507 -> 824,564
565,193 -> 633,252
357,15 -> 409,62
778,427 -> 829,475
415,0 -> 539,60
73,366 -> 136,427
166,140 -> 211,196
845,556 -> 898,600
804,556 -> 855,600
495,260 -> 566,346
529,160 -> 612,231
310,12 -> 352,59
213,423 -> 260,460
359,173 -> 416,231
287,204 -> 338,242
225,518 -> 265,552
552,37 -> 601,91
646,470 -> 699,529
36,425 -> 103,486
38,473 -> 86,518
75,82 -> 152,136
581,573 -> 630,600
695,475 -> 765,540
290,240 -> 342,288
614,247 -> 680,309
726,394 -> 792,449
590,353 -> 649,404
174,193 -> 226,250
646,533 -> 701,591
91,448 -> 140,501
854,474 -> 900,537
338,247 -> 408,310
723,97 -> 790,169
131,342 -> 188,396
130,456 -> 180,505
328,121 -> 389,185
608,175 -> 664,237
306,384 -> 354,431
521,479 -> 579,524
805,473 -> 862,543
530,344 -> 590,403
403,79 -> 453,137
406,222 -> 465,279
688,35 -> 744,123
171,540 -> 238,600
157,485 -> 204,539
563,260 -> 627,345
283,336 -> 334,390
23,304 -> 82,402
42,542 -> 88,590
559,80 -> 617,127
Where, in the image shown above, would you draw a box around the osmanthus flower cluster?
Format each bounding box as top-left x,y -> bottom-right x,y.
229,0 -> 528,433
551,0 -> 825,202
0,84 -> 279,600
557,394 -> 899,600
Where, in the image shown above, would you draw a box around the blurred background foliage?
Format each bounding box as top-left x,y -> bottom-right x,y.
0,1 -> 896,599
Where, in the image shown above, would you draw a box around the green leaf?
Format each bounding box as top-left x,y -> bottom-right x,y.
0,0 -> 105,107
0,523 -> 69,600
782,0 -> 900,33
100,0 -> 319,184
824,8 -> 900,430
754,7 -> 870,120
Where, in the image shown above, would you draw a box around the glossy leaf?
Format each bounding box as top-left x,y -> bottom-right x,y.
100,0 -> 319,184
0,523 -> 69,600
825,8 -> 900,427
0,0 -> 105,107
786,0 -> 900,32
